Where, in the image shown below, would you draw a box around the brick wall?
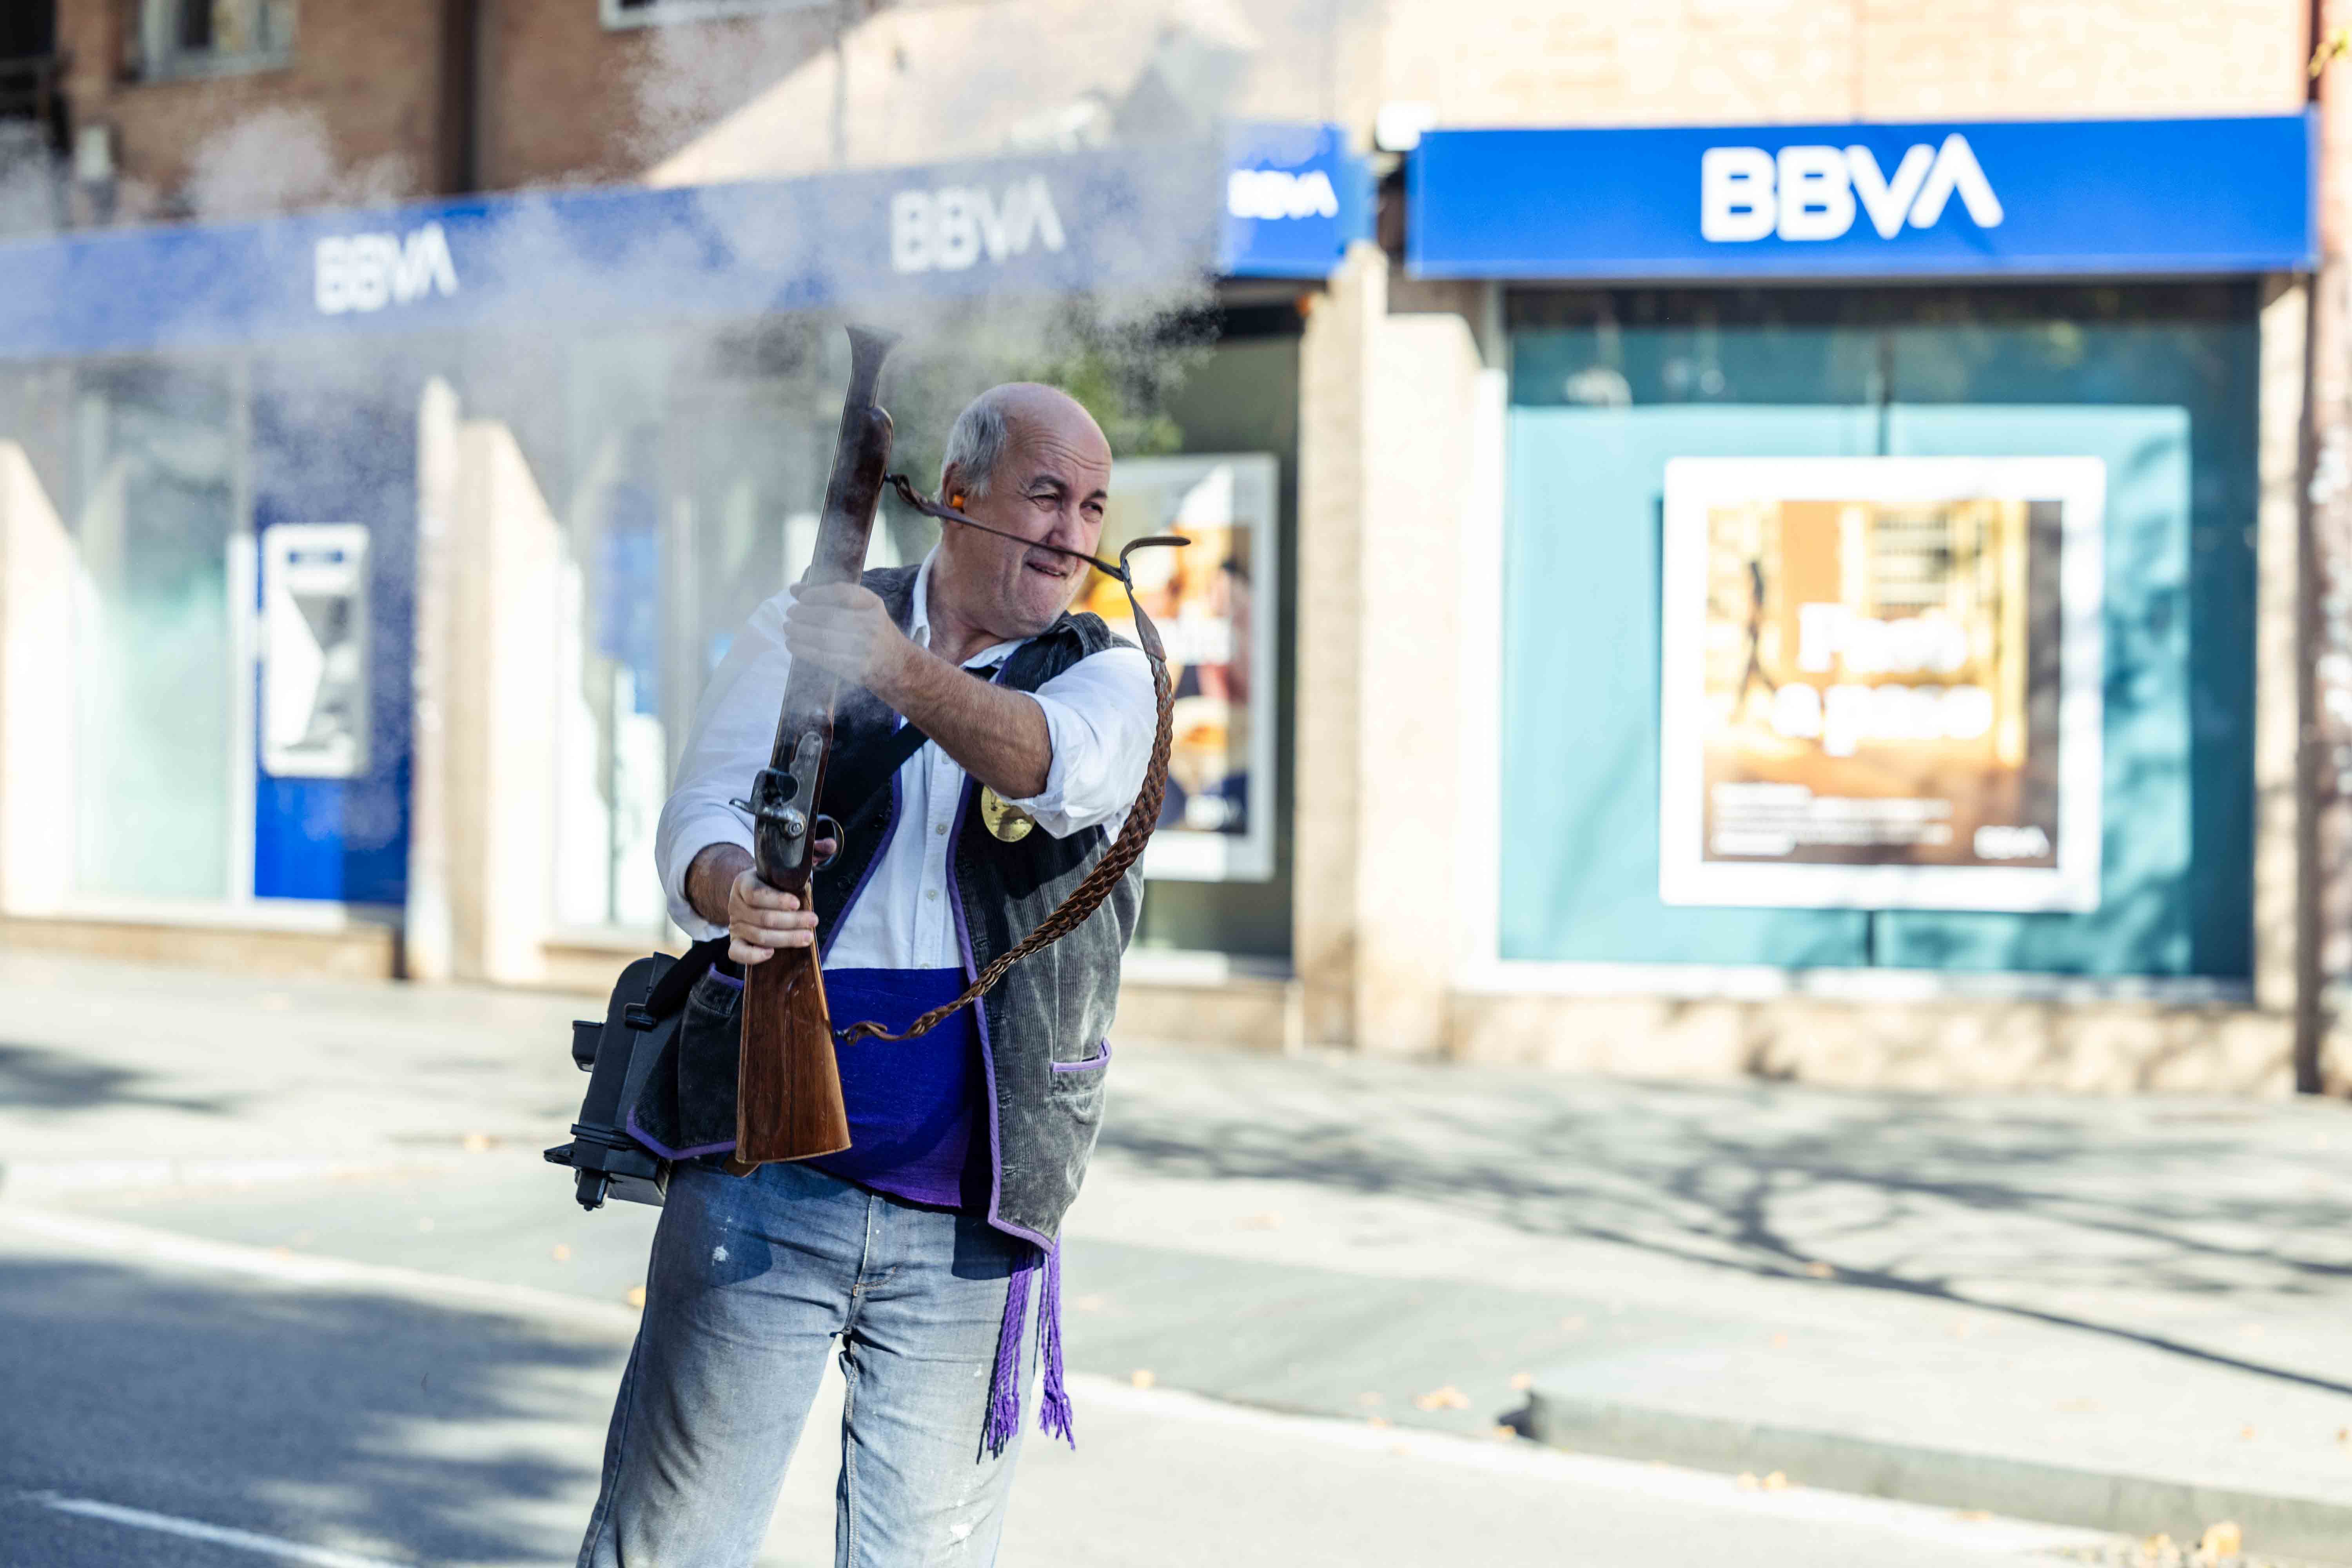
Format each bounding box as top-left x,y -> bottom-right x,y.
56,0 -> 454,223
478,0 -> 831,189
1370,0 -> 2311,131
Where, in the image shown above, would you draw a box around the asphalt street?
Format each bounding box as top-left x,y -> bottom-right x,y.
0,1188 -> 2114,1568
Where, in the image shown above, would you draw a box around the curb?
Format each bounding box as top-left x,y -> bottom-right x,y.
1528,1381 -> 2352,1566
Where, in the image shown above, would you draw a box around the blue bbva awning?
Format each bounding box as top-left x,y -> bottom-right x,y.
0,122 -> 1367,361
1408,113 -> 2316,282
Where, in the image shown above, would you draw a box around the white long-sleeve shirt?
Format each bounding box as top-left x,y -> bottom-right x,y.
655,549 -> 1157,969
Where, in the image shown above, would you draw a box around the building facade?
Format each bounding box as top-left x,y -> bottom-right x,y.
0,0 -> 2340,1093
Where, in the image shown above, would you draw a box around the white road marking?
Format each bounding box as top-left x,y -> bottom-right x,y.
4,1205 -> 2120,1558
31,1494 -> 412,1568
0,1207 -> 641,1336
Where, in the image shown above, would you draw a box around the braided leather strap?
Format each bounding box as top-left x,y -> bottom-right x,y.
833,565 -> 1176,1047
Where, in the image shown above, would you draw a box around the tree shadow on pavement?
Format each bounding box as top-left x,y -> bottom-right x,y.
1100,1063 -> 2352,1399
0,1043 -> 242,1116
0,1254 -> 621,1564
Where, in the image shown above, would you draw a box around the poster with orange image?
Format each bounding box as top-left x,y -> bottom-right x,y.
1083,454 -> 1279,882
1659,457 -> 2106,913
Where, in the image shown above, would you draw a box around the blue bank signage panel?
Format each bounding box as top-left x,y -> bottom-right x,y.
1408,114 -> 2315,281
1218,122 -> 1371,279
0,126 -> 1365,361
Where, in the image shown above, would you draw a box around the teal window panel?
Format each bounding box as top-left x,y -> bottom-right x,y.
1873,405 -> 2233,977
1500,405 -> 1880,965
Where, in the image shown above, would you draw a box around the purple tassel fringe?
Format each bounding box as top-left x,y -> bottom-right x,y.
1038,1243 -> 1074,1445
983,1251 -> 1033,1455
981,1241 -> 1076,1455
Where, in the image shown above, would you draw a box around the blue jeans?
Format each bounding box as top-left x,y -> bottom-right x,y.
577,1160 -> 1031,1568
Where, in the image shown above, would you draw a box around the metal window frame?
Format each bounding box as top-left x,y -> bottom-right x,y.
131,0 -> 296,82
599,0 -> 829,31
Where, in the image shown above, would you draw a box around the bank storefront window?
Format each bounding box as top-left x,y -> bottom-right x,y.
71,360 -> 244,901
1501,285 -> 2258,982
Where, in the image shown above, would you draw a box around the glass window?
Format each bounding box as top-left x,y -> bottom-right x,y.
72,361 -> 241,901
601,0 -> 826,29
1499,285 -> 2258,980
129,0 -> 296,80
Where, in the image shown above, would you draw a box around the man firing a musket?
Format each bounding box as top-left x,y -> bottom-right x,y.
574,374 -> 1165,1566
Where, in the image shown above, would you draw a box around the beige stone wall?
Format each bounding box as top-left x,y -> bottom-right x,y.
1450,991 -> 2298,1094
1293,247 -> 1491,1054
1368,0 -> 2309,131
0,442 -> 76,917
444,418 -> 563,986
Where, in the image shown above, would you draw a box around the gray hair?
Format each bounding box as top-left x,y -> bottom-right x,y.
938,387 -> 1015,500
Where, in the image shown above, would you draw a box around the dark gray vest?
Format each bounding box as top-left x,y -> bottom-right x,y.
636,564 -> 1143,1245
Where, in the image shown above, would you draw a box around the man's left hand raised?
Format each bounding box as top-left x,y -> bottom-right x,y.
783,583 -> 916,691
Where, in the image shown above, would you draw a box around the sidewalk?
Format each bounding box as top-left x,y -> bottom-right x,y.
5,950 -> 2350,1560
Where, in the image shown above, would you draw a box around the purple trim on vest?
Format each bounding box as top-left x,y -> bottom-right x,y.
1049,1041 -> 1112,1073
701,968 -> 743,992
944,774 -> 1046,1246
623,1105 -> 735,1162
807,967 -> 976,1210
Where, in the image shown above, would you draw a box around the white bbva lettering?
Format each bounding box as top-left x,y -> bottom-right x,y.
1700,134 -> 2004,245
314,222 -> 459,315
1225,167 -> 1341,221
890,178 -> 1067,274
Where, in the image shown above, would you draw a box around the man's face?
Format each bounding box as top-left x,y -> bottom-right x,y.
942,399 -> 1113,639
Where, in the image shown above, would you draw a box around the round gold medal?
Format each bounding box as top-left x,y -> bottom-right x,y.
979,788 -> 1035,843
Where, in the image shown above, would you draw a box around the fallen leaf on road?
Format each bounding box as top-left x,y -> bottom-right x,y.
1413,1385 -> 1470,1411
1236,1212 -> 1282,1230
1804,1261 -> 1834,1279
552,1244 -> 572,1261
1488,1425 -> 1516,1442
2337,1426 -> 2350,1445
2198,1521 -> 2241,1558
462,1132 -> 493,1153
1367,1415 -> 1390,1429
624,1286 -> 646,1308
1735,1474 -> 1760,1491
2239,1425 -> 2258,1441
1508,1372 -> 1534,1392
1953,1510 -> 1990,1522
1131,1369 -> 1156,1390
1762,1471 -> 1788,1491
1769,1333 -> 1790,1350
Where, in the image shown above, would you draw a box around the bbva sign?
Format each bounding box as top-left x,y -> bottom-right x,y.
891,177 -> 1066,274
1701,133 -> 2004,244
315,222 -> 459,314
1227,167 -> 1340,221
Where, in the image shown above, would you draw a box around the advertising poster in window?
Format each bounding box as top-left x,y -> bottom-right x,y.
1659,456 -> 2105,912
1083,454 -> 1279,882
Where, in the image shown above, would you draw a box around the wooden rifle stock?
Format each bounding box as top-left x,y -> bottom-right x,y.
733,324 -> 896,1167
736,920 -> 851,1164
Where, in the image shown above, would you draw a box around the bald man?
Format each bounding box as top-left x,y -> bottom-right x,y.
578,385 -> 1156,1568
